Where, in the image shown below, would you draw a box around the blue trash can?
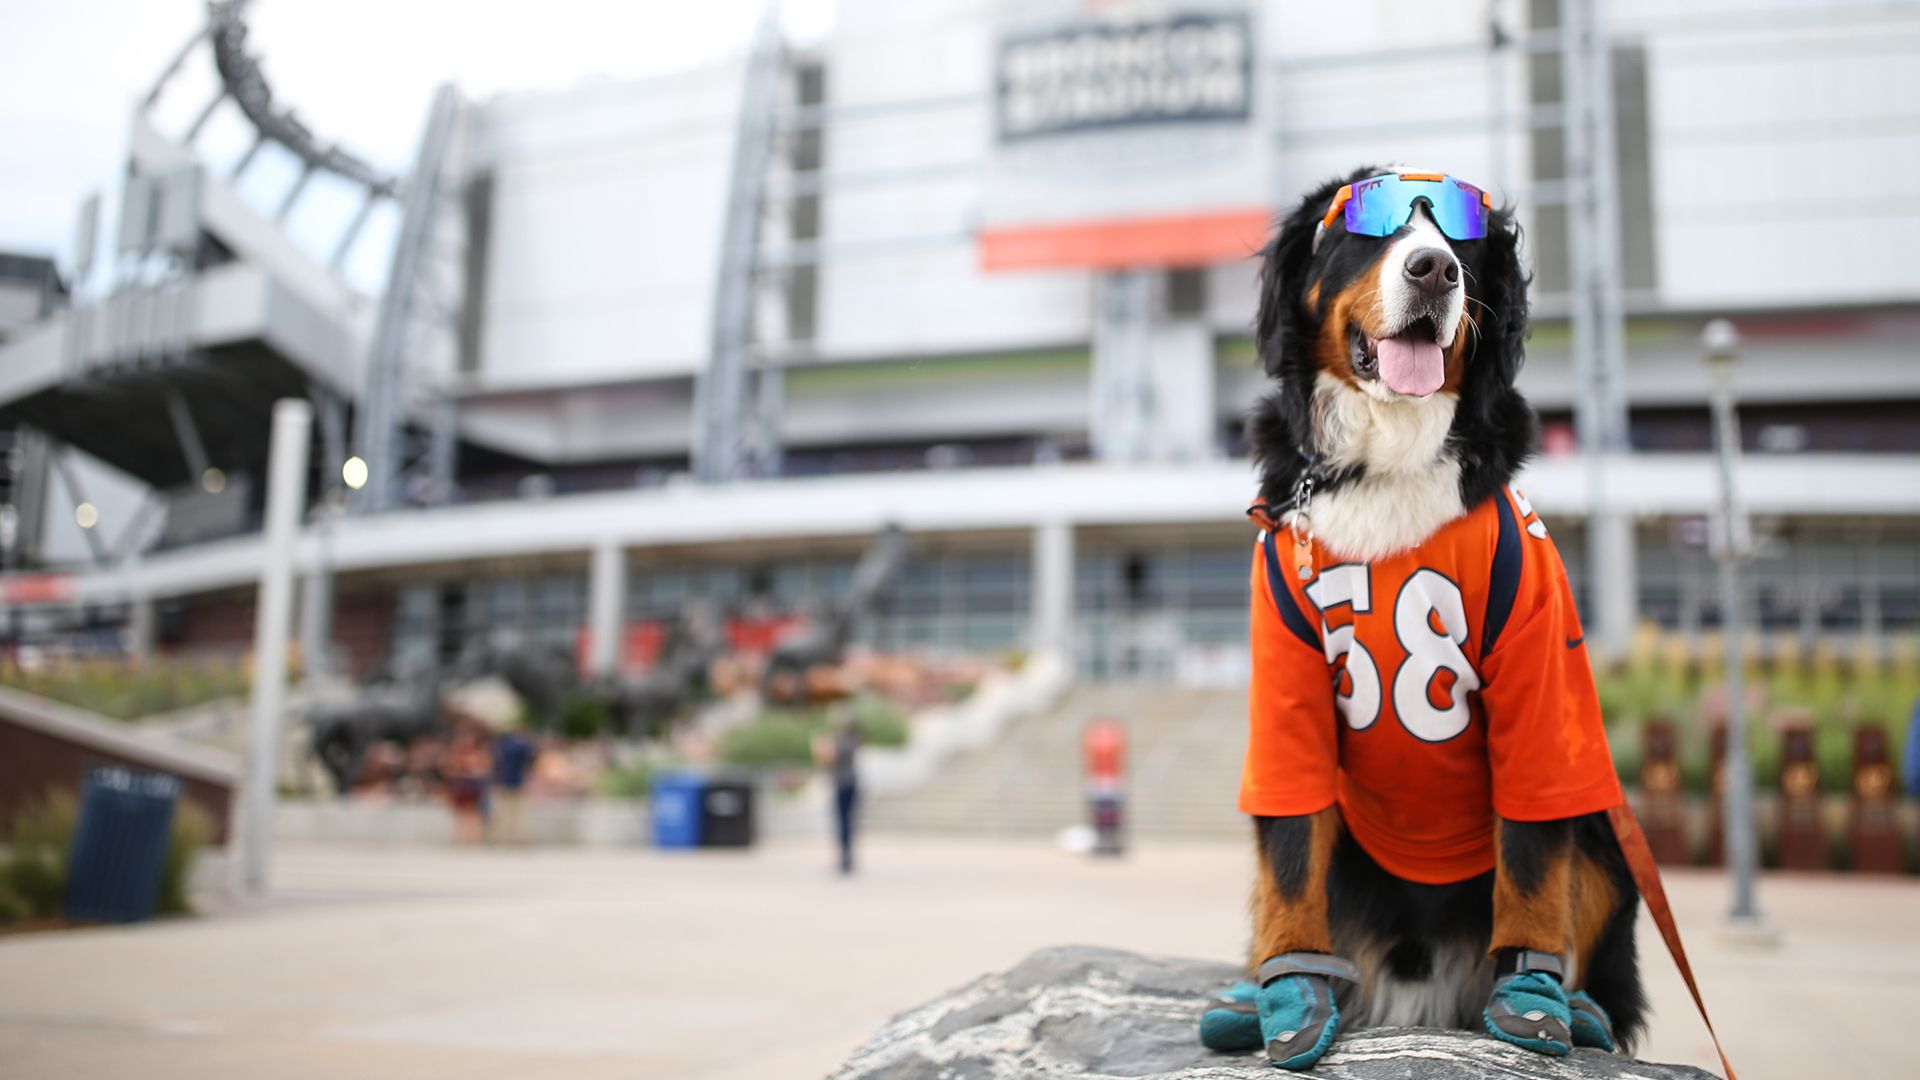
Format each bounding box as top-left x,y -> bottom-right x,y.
63,766 -> 181,923
650,773 -> 706,848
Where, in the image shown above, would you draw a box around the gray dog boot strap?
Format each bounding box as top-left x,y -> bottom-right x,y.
1256,952 -> 1361,988
1492,948 -> 1565,980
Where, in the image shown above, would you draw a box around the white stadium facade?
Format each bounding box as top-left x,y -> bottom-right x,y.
0,0 -> 1916,683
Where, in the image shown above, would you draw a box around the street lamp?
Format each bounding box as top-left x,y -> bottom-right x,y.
1703,318 -> 1770,940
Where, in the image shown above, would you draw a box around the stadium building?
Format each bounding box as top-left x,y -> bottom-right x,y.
0,0 -> 1916,684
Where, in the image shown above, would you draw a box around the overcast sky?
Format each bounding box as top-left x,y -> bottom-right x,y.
0,0 -> 836,276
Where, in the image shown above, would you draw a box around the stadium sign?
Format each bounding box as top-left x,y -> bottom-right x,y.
997,14 -> 1252,141
980,1 -> 1272,271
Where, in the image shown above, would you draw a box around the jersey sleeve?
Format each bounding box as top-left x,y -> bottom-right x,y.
1476,490 -> 1624,821
1239,532 -> 1340,817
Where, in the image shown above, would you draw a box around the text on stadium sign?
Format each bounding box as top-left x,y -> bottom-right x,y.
996,14 -> 1252,142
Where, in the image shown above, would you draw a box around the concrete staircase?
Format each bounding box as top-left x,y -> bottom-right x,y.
864,684 -> 1250,842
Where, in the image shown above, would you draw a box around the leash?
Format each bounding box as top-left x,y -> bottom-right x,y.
1606,802 -> 1740,1080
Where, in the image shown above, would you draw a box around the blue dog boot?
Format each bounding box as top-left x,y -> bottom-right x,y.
1483,949 -> 1572,1057
1254,953 -> 1360,1070
1198,981 -> 1261,1052
1567,990 -> 1617,1052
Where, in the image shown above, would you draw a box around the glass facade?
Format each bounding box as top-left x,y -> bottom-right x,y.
626,549 -> 1030,656
1075,542 -> 1251,684
385,519 -> 1920,684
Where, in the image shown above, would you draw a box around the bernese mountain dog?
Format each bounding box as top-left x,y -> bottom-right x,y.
1198,166 -> 1647,1069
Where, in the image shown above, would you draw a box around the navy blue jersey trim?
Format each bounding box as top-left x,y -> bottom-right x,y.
1483,490 -> 1522,657
1261,530 -> 1321,651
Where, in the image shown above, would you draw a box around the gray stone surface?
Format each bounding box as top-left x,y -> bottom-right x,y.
829,946 -> 1718,1080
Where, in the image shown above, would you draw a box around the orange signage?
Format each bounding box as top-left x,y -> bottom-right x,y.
1,574 -> 75,606
979,207 -> 1273,271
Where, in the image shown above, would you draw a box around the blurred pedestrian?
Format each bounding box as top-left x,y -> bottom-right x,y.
491,725 -> 535,845
443,723 -> 493,845
814,714 -> 862,875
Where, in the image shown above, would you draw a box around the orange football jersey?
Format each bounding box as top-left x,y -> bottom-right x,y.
1240,485 -> 1622,885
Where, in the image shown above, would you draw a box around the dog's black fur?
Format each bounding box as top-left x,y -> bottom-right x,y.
1245,166 -> 1646,1050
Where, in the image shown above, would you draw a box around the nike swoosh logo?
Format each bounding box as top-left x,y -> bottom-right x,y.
1566,635 -> 1585,649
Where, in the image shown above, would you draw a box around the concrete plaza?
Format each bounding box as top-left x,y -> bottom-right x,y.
0,837 -> 1912,1079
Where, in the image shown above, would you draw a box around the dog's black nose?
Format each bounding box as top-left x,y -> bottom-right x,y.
1403,247 -> 1460,295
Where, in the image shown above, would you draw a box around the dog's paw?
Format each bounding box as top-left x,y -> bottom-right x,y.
1483,971 -> 1572,1057
1566,989 -> 1617,1052
1198,981 -> 1262,1052
1258,974 -> 1340,1070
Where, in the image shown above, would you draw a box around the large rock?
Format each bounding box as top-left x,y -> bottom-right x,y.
829,945 -> 1716,1079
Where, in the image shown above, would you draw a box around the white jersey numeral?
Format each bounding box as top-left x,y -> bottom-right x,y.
1305,565 -> 1480,741
1390,569 -> 1482,741
1305,564 -> 1380,730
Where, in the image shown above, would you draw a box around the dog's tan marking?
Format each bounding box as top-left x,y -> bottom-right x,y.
1489,821 -> 1573,955
1442,311 -> 1472,394
1249,806 -> 1339,965
1567,850 -> 1619,989
1315,277 -> 1382,390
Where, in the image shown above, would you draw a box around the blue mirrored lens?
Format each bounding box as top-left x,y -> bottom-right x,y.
1427,177 -> 1489,240
1343,175 -> 1411,237
1342,175 -> 1489,240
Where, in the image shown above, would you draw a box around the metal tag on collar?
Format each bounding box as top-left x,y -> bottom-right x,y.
1289,471 -> 1316,581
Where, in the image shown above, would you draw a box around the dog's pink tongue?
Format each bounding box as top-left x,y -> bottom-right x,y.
1376,335 -> 1445,397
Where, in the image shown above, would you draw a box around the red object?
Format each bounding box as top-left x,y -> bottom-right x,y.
1242,486 -> 1622,885
1,573 -> 74,606
1083,719 -> 1127,784
572,620 -> 669,677
726,615 -> 800,655
979,207 -> 1273,270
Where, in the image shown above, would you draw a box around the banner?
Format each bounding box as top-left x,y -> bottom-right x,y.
980,1 -> 1271,271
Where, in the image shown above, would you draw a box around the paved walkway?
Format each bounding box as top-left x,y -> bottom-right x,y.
0,838 -> 1913,1079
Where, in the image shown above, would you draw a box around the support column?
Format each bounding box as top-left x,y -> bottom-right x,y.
587,540 -> 626,679
1031,519 -> 1074,662
299,550 -> 333,679
1588,476 -> 1638,661
1090,270 -> 1154,463
127,594 -> 156,665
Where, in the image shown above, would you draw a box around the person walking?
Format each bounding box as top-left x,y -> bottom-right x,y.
442,721 -> 494,845
490,726 -> 535,845
814,714 -> 862,875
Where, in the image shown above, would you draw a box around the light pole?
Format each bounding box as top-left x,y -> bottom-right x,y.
243,398 -> 311,894
1703,319 -> 1769,937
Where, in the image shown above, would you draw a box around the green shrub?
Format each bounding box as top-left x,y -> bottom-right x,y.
0,883 -> 28,925
719,715 -> 817,768
0,658 -> 250,720
1814,720 -> 1857,795
558,695 -> 609,740
1749,723 -> 1783,790
157,801 -> 215,916
1606,721 -> 1643,784
598,760 -> 655,800
852,697 -> 908,748
2,794 -> 76,918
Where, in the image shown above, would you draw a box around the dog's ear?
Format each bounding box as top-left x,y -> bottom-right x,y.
1469,205 -> 1530,391
1256,177 -> 1348,379
1255,210 -> 1315,378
